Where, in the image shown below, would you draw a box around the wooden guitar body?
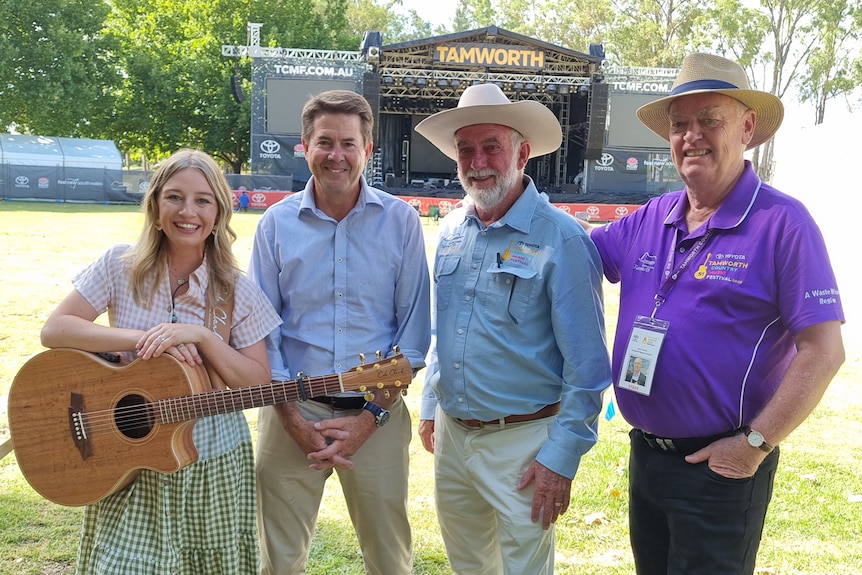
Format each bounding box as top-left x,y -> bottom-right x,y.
8,347 -> 411,506
8,348 -> 212,506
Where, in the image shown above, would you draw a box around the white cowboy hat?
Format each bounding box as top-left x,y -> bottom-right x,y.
414,83 -> 562,160
637,53 -> 784,150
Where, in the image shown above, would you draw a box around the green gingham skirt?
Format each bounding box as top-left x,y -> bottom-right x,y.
75,414 -> 258,574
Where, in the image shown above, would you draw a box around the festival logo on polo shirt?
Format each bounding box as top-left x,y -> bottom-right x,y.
633,251 -> 657,273
693,252 -> 749,285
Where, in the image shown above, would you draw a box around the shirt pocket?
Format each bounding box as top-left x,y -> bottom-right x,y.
434,254 -> 461,311
487,266 -> 538,324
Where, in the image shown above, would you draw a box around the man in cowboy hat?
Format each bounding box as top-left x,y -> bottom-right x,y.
415,82 -> 611,574
583,53 -> 845,573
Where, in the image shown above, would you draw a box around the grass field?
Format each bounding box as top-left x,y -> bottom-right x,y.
0,202 -> 860,574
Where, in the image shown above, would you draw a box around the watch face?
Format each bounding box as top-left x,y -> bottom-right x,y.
377,410 -> 391,427
747,430 -> 764,447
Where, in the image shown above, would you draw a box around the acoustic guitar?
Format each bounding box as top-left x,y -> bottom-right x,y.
7,347 -> 412,507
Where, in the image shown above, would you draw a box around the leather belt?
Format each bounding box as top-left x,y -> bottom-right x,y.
634,428 -> 739,456
310,395 -> 366,410
456,402 -> 561,429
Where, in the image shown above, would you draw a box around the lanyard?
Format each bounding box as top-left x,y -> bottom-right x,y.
651,228 -> 713,319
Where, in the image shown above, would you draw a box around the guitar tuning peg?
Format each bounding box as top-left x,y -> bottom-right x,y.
392,344 -> 400,354
375,350 -> 383,360
359,353 -> 365,365
383,390 -> 391,399
364,392 -> 374,402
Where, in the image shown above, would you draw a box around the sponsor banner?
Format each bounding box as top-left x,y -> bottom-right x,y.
251,134 -> 310,186
222,192 -> 641,221
399,196 -> 641,222
229,190 -> 292,210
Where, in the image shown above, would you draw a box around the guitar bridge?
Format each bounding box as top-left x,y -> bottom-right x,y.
69,392 -> 92,460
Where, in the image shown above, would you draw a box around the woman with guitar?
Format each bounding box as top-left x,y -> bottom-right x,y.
39,149 -> 282,574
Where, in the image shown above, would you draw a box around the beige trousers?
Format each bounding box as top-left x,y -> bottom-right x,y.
256,397 -> 412,575
434,407 -> 557,575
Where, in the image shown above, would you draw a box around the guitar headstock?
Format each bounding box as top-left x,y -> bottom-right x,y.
341,350 -> 413,400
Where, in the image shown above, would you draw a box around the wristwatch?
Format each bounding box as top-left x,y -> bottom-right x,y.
743,427 -> 774,453
362,402 -> 390,427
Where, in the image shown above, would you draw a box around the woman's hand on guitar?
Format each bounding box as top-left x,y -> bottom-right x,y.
137,323 -> 205,364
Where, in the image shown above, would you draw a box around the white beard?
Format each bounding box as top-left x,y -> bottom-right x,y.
461,163 -> 521,211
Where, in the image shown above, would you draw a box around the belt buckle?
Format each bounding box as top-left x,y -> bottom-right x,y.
656,437 -> 677,452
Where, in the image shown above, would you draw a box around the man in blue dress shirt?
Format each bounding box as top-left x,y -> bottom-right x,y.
250,89 -> 431,575
414,83 -> 612,574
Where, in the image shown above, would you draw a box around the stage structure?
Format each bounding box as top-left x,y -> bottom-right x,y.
585,64 -> 683,200
224,25 -> 607,191
223,25 -> 683,200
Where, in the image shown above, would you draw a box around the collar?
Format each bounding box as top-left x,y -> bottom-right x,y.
664,161 -> 762,233
298,175 -> 383,217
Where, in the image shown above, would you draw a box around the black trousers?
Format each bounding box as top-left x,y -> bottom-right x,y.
628,429 -> 780,575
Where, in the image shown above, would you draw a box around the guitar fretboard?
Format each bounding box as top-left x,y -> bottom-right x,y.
156,373 -> 346,423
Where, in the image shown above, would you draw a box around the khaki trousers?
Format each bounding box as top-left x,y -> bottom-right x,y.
256,397 -> 412,575
434,407 -> 557,575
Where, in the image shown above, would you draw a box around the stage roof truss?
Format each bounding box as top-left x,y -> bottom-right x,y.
221,46 -> 364,61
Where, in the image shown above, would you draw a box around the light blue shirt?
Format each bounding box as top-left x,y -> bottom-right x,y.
249,176 -> 431,385
421,178 -> 611,478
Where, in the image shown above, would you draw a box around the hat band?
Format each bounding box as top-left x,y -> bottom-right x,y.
671,79 -> 739,96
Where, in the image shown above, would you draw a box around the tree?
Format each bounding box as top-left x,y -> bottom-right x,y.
103,0 -> 357,172
453,0 -> 497,31
605,0 -> 706,66
529,0 -> 615,52
0,0 -> 118,137
797,0 -> 862,124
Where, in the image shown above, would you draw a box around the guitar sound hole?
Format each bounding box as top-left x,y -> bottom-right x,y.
115,394 -> 154,439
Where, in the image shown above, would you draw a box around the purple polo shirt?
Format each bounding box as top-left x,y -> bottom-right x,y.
591,162 -> 844,438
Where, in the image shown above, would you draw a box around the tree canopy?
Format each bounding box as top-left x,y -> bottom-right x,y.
1,0 -> 858,172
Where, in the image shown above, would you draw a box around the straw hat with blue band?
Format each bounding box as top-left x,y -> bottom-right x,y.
415,82 -> 562,160
636,53 -> 784,150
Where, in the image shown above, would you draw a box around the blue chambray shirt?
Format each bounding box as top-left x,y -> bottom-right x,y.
249,176 -> 431,386
421,177 -> 611,479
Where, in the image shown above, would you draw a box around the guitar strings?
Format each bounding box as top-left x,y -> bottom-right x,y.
70,375 -> 349,435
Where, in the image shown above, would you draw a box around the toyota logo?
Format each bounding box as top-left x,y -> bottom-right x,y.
596,153 -> 614,167
557,205 -> 571,213
15,176 -> 29,185
615,206 -> 629,216
260,140 -> 281,154
586,206 -> 600,216
252,193 -> 266,203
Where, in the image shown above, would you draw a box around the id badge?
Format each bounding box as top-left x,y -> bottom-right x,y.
618,315 -> 669,397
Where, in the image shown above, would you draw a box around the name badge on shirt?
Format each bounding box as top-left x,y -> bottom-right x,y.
618,315 -> 668,397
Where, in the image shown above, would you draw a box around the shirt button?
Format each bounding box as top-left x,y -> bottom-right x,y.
679,247 -> 685,253
337,293 -> 343,298
457,397 -> 465,403
505,278 -> 512,284
457,329 -> 463,335
454,363 -> 461,369
472,263 -> 478,269
465,295 -> 471,301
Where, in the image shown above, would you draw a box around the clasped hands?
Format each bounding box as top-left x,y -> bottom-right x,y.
291,410 -> 378,471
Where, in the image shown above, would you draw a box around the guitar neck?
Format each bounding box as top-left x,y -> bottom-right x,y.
156,373 -> 348,423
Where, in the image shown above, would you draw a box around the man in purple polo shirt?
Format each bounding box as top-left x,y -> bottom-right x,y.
583,53 -> 845,574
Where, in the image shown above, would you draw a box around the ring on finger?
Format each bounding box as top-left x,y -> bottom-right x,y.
157,335 -> 166,342
554,502 -> 562,507
176,342 -> 186,348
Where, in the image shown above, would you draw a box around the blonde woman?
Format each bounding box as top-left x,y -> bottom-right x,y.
41,149 -> 281,574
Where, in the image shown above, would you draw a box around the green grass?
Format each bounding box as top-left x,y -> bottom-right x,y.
1,201 -> 860,574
